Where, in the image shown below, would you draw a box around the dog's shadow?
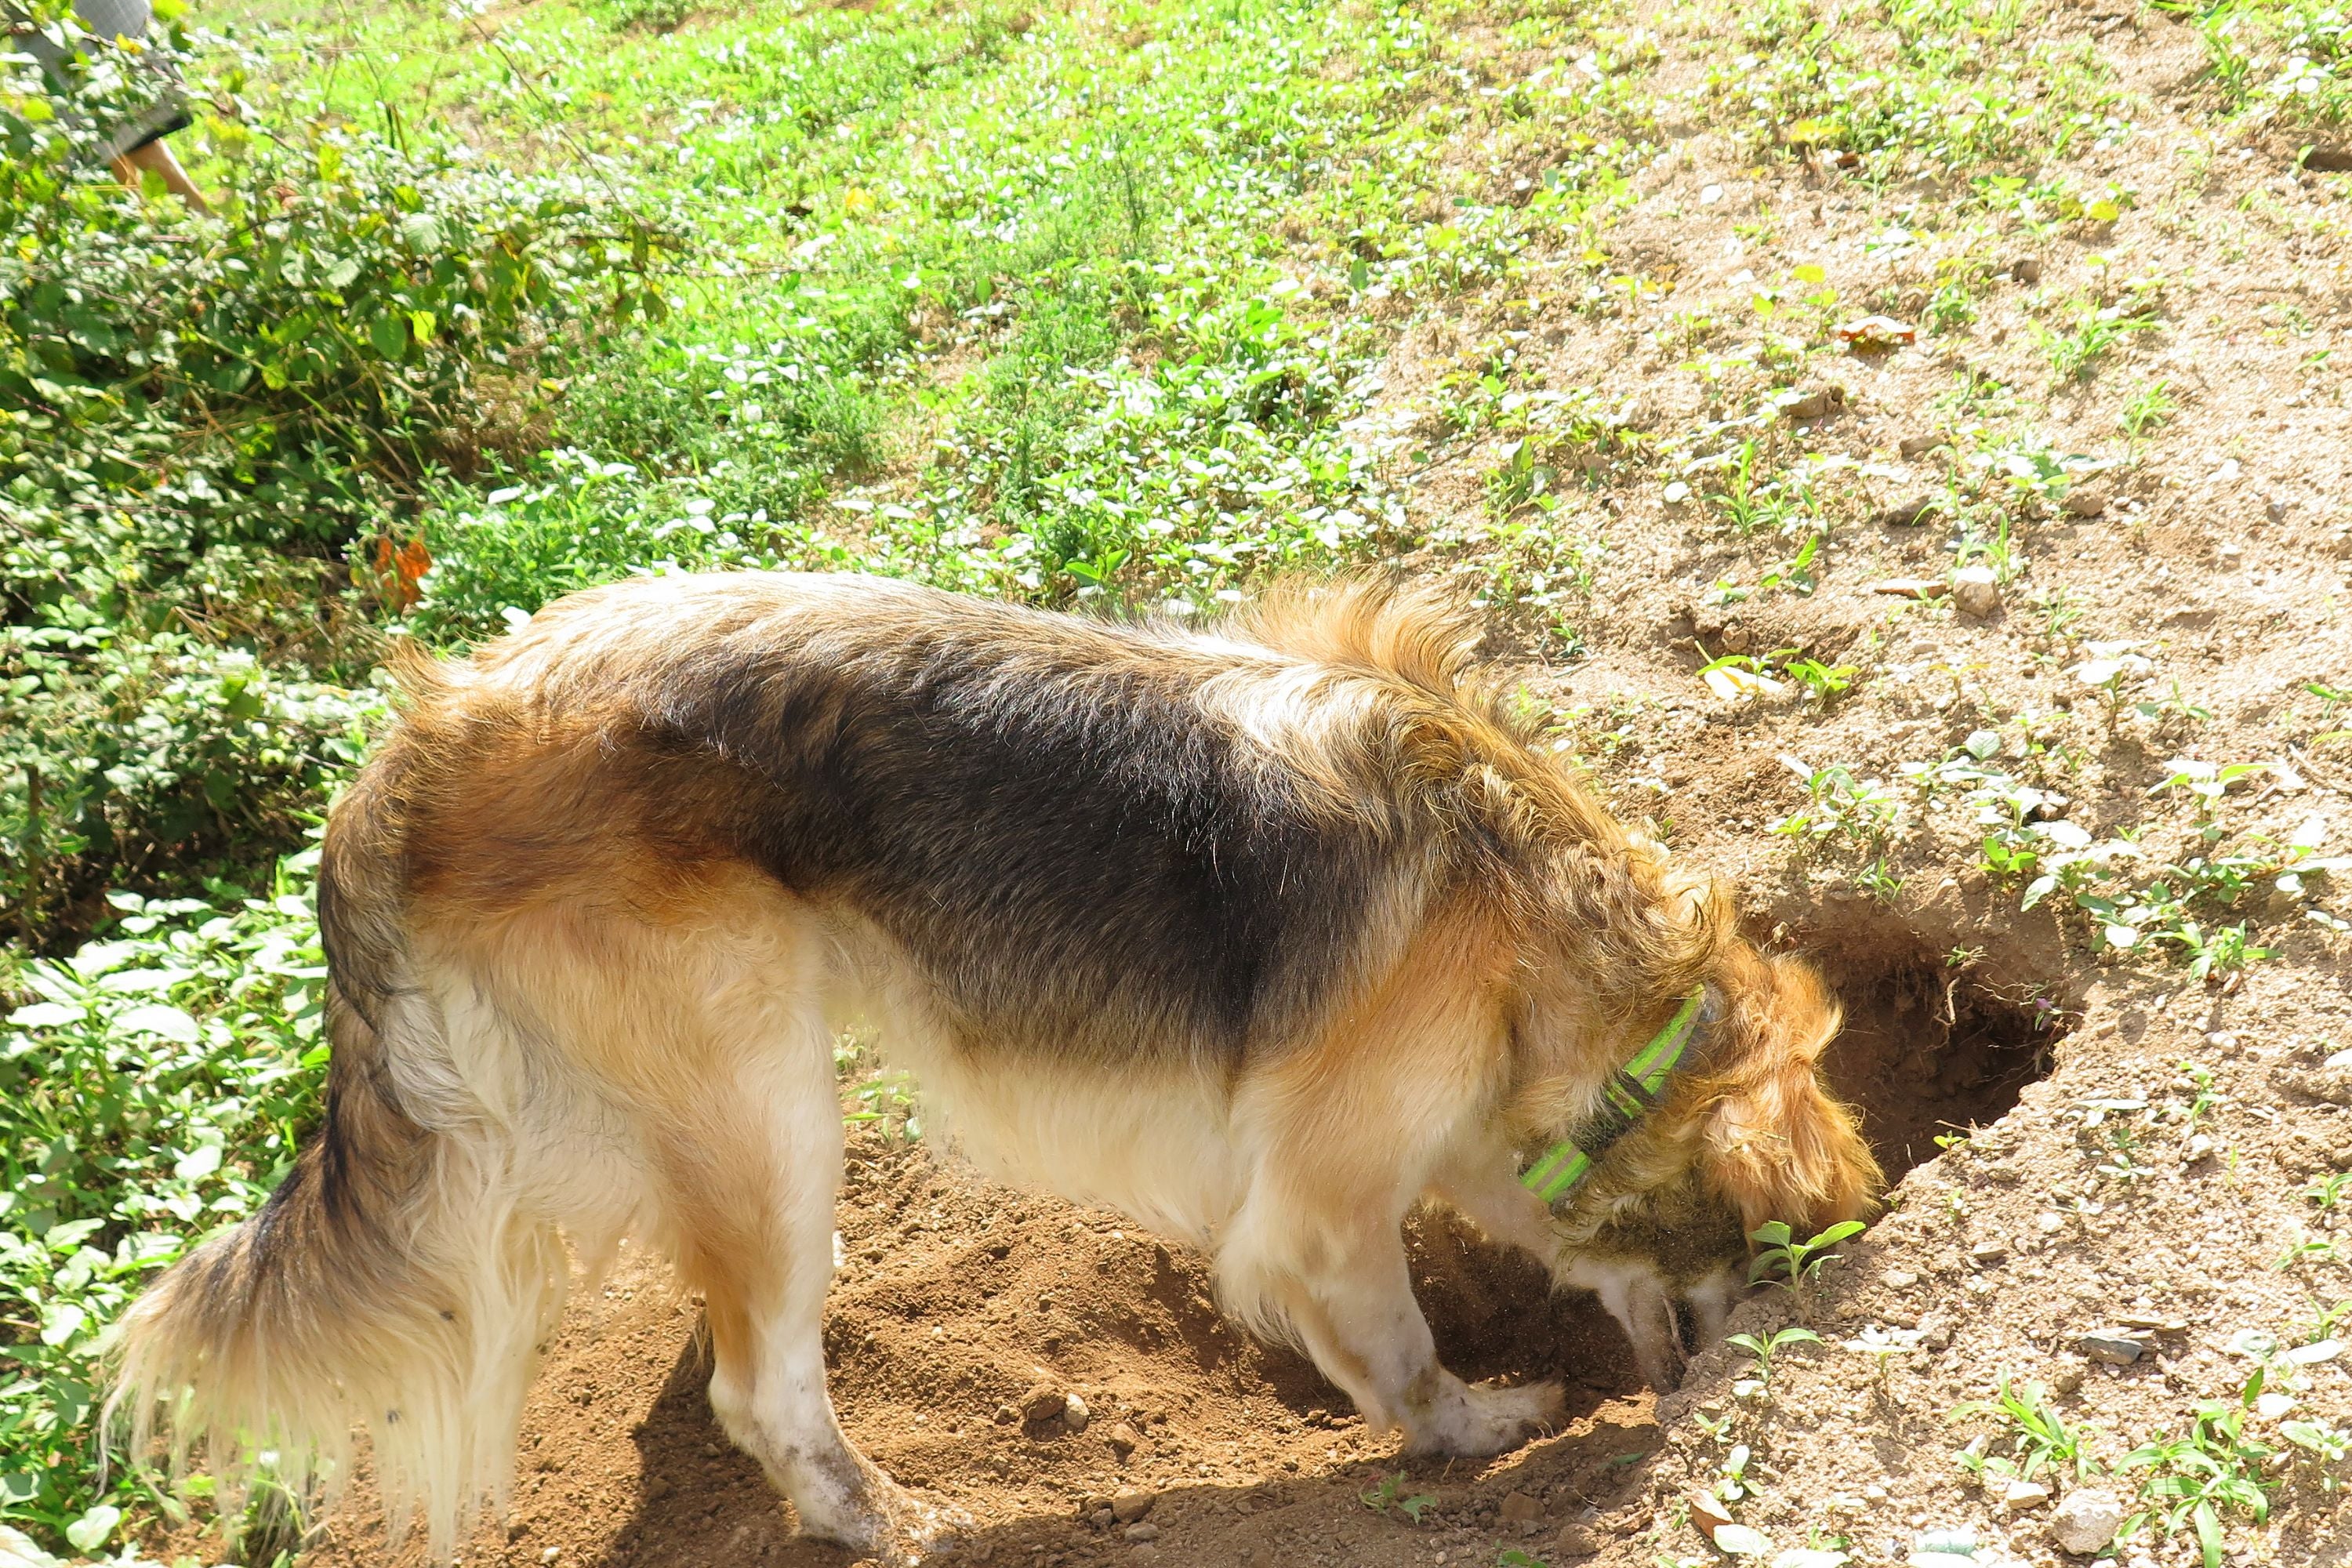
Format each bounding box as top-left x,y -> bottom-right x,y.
598,1356 -> 1652,1567
593,1221 -> 1652,1567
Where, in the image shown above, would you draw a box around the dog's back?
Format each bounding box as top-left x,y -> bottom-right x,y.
444,572 -> 1413,1067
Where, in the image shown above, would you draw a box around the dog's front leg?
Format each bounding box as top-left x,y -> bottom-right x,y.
1432,1153 -> 1693,1391
1218,1202 -> 1563,1457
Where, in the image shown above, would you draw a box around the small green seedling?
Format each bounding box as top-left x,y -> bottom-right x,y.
1360,1472 -> 1436,1522
1855,857 -> 1904,903
2176,1062 -> 2221,1125
1781,655 -> 1857,701
2119,1399 -> 2275,1568
2162,921 -> 2274,985
2121,377 -> 2176,437
2280,1417 -> 2351,1485
1949,1377 -> 2100,1480
2308,681 -> 2352,745
1749,1219 -> 1866,1319
1726,1325 -> 1820,1393
2275,1238 -> 2341,1272
1840,1325 -> 1923,1396
1715,1440 -> 1754,1500
2303,1171 -> 2352,1210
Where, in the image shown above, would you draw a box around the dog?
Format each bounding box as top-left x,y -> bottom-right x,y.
114,572 -> 1879,1563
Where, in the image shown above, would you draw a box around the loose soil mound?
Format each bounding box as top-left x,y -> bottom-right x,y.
298,1137 -> 1668,1568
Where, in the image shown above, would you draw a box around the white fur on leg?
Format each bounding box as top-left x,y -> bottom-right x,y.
663,990 -> 931,1559
1399,1374 -> 1567,1457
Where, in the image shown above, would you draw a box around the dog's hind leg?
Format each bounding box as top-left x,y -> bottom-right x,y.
648,1004 -> 950,1565
539,887 -> 948,1567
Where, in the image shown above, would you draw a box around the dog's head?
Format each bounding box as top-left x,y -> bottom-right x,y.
1537,942 -> 1882,1387
1686,942 -> 1882,1240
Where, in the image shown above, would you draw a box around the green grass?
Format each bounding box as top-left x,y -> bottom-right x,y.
379,0 -> 1661,630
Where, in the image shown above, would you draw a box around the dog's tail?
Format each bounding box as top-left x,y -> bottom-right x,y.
110,694 -> 568,1559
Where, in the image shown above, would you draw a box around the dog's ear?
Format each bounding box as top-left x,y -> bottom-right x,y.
1701,954 -> 1882,1240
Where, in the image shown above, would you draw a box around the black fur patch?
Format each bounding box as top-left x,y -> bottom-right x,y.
637,592 -> 1403,1065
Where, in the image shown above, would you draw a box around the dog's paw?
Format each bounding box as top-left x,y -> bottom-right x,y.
813,1472 -> 973,1566
1400,1377 -> 1564,1457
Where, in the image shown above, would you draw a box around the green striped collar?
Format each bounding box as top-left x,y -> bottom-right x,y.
1521,987 -> 1711,1210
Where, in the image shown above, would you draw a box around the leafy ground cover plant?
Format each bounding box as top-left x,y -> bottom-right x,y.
2,5 -> 669,934
1,856 -> 328,1552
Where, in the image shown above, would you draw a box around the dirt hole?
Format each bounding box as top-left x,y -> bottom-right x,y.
1408,919 -> 2067,1395
1801,924 -> 2069,1181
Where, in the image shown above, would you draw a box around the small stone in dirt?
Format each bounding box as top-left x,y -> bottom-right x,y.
1883,1269 -> 1920,1289
1870,578 -> 1947,599
2009,256 -> 2043,284
2050,1363 -> 2087,1397
1688,1491 -> 1736,1544
1951,565 -> 2002,618
509,1520 -> 532,1541
1778,386 -> 1847,420
2307,146 -> 2352,172
1022,1384 -> 1068,1423
1897,434 -> 1947,459
1123,1522 -> 1160,1543
1969,1240 -> 2009,1266
1875,497 -> 1939,528
2063,485 -> 2107,517
994,1403 -> 1018,1425
1063,1393 -> 1091,1433
2002,1480 -> 2053,1511
1107,1421 -> 1142,1457
2284,1060 -> 2352,1105
1112,1492 -> 1156,1524
2049,1490 -> 2124,1555
2078,1332 -> 2147,1366
645,1477 -> 673,1501
1500,1491 -> 1544,1524
1555,1523 -> 1601,1557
